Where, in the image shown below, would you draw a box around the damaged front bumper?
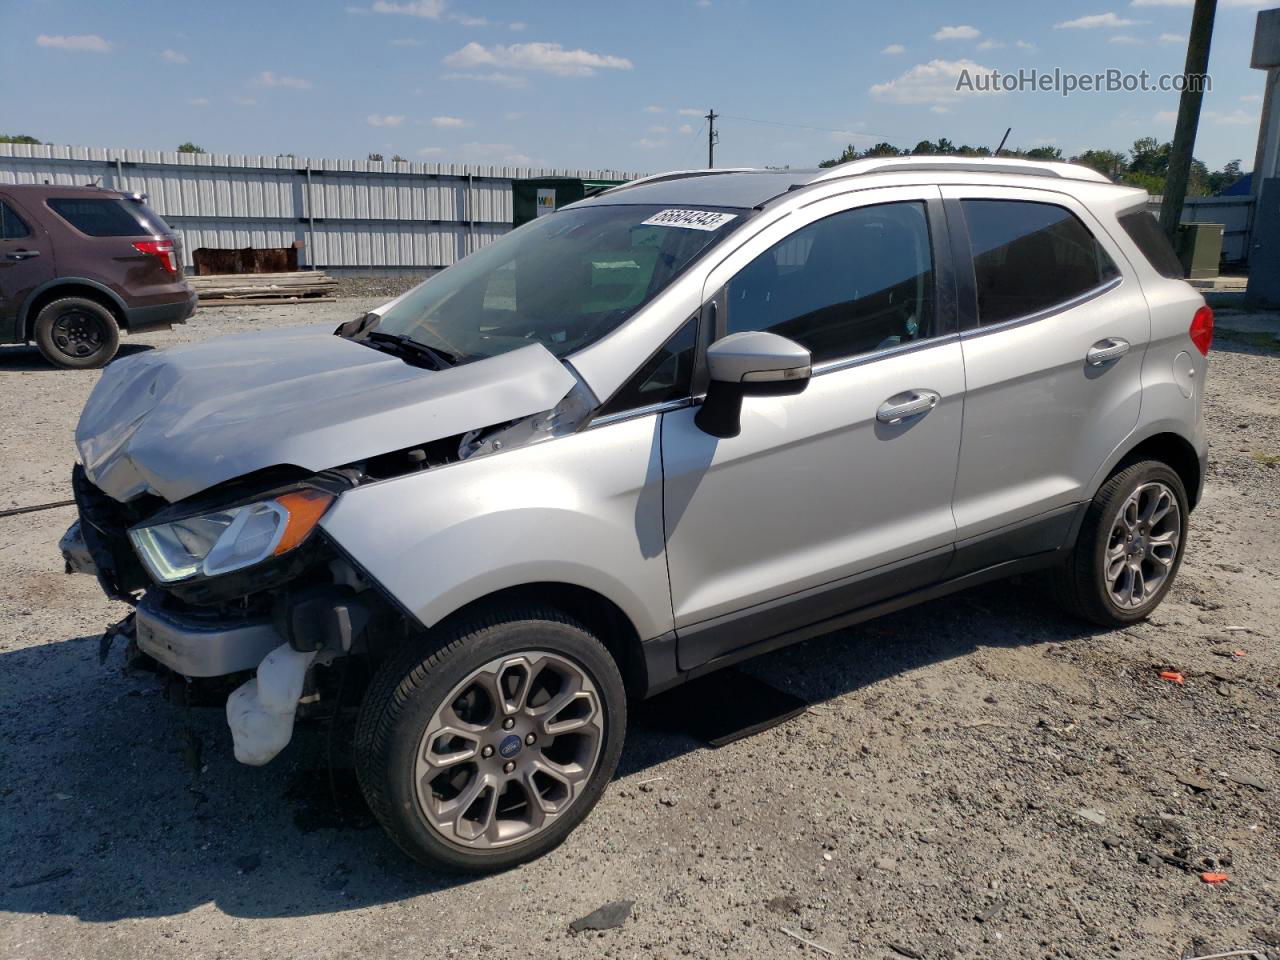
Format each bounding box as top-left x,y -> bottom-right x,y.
63,467 -> 381,768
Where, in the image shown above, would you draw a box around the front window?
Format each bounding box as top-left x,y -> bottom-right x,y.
369,203 -> 746,363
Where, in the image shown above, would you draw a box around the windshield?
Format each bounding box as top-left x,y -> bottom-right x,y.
368,203 -> 746,362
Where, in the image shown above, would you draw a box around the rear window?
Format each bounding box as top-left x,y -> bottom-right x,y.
46,197 -> 167,238
1118,210 -> 1184,279
0,200 -> 30,239
962,199 -> 1120,326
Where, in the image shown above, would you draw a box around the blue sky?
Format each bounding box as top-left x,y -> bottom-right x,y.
1,0 -> 1272,172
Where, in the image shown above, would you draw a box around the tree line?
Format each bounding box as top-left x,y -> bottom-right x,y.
820,137 -> 1244,197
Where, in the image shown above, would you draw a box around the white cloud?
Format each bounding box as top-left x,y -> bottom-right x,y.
1206,109 -> 1259,125
1158,32 -> 1184,43
509,21 -> 527,31
678,123 -> 694,134
367,113 -> 406,127
933,25 -> 980,40
187,97 -> 210,107
161,48 -> 188,63
977,38 -> 1006,49
677,107 -> 703,116
371,0 -> 446,16
647,125 -> 669,133
696,0 -> 712,6
234,96 -> 257,107
1154,109 -> 1178,124
390,37 -> 422,46
870,58 -> 1001,104
643,105 -> 665,113
504,111 -> 525,120
1015,39 -> 1036,49
36,33 -> 111,52
452,13 -> 488,26
346,5 -> 369,12
930,105 -> 949,113
254,70 -> 311,90
1055,12 -> 1143,28
443,41 -> 632,76
418,146 -> 444,155
432,115 -> 467,127
1109,34 -> 1145,44
882,43 -> 906,54
504,153 -> 532,164
442,71 -> 527,88
1240,93 -> 1263,103
636,138 -> 668,148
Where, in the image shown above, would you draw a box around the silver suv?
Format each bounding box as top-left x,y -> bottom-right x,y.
63,157 -> 1211,872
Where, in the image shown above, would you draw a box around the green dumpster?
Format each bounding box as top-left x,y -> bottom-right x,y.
512,177 -> 629,227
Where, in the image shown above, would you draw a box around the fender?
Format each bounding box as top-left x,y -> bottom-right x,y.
18,276 -> 128,340
1087,416 -> 1207,507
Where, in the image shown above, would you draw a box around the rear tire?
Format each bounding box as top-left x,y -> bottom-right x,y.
34,296 -> 120,369
1053,459 -> 1188,627
354,604 -> 626,873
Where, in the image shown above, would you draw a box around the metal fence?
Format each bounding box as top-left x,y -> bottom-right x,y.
0,143 -> 640,271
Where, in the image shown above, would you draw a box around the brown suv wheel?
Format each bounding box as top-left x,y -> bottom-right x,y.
34,296 -> 121,369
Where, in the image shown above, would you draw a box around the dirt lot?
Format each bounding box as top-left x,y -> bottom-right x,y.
1,302 -> 1277,960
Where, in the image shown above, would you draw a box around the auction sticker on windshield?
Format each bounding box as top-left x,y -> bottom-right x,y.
641,209 -> 738,231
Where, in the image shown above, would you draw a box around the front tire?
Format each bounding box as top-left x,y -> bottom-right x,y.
33,297 -> 120,369
354,605 -> 626,873
1054,459 -> 1189,627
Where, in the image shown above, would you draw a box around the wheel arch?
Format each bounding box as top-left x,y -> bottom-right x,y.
1092,427 -> 1204,510
428,582 -> 649,699
21,279 -> 127,340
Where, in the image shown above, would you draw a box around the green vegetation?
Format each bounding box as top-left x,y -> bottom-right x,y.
820,136 -> 1244,196
1,134 -> 43,144
176,142 -> 206,154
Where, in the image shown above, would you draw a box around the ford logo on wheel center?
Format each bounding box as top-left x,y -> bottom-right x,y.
498,734 -> 523,760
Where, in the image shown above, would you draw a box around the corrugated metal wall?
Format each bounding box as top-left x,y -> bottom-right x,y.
0,144 -> 640,269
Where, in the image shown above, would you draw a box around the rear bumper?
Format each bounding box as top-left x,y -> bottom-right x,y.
124,288 -> 196,332
135,593 -> 284,678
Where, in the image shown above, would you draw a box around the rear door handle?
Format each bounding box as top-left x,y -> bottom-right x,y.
5,250 -> 40,261
1086,338 -> 1130,365
877,390 -> 940,424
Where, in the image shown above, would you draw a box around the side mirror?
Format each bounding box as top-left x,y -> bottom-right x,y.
694,331 -> 811,438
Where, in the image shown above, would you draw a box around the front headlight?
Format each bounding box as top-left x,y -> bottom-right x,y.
129,489 -> 334,584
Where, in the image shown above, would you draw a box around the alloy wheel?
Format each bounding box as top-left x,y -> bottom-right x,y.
1104,480 -> 1181,610
413,651 -> 604,849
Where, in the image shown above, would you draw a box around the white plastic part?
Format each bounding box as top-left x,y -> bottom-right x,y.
226,643 -> 317,766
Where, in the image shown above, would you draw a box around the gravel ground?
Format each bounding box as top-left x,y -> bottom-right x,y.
1,303 -> 1277,960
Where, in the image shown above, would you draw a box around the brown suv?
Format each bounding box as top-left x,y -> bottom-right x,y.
0,184 -> 196,368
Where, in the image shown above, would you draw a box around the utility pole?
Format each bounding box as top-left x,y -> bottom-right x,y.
1160,0 -> 1218,243
706,109 -> 718,168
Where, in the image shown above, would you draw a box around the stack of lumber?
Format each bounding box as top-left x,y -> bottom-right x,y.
188,271 -> 338,305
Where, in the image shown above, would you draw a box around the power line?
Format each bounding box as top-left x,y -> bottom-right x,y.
718,113 -> 897,143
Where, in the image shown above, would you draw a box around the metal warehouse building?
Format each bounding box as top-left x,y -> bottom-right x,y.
0,143 -> 639,273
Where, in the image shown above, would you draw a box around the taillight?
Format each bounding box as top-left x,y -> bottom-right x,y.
1190,305 -> 1214,356
132,239 -> 177,276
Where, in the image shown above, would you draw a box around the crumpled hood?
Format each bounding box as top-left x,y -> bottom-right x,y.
76,324 -> 578,503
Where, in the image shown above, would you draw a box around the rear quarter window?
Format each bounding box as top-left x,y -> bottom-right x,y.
1117,210 -> 1185,279
0,200 -> 31,239
46,197 -> 167,238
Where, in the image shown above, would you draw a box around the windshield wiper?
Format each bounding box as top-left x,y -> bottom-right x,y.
362,331 -> 458,371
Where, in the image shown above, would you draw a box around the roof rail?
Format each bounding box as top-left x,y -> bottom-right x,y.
597,167 -> 761,196
807,156 -> 1112,185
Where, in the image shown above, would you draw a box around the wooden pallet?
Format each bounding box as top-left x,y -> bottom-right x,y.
187,270 -> 338,302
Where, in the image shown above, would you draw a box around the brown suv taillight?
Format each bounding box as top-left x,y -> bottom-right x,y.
132,239 -> 178,276
1190,305 -> 1214,356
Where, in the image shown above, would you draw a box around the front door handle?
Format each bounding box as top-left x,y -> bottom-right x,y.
5,250 -> 40,261
1086,338 -> 1130,365
877,390 -> 940,424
